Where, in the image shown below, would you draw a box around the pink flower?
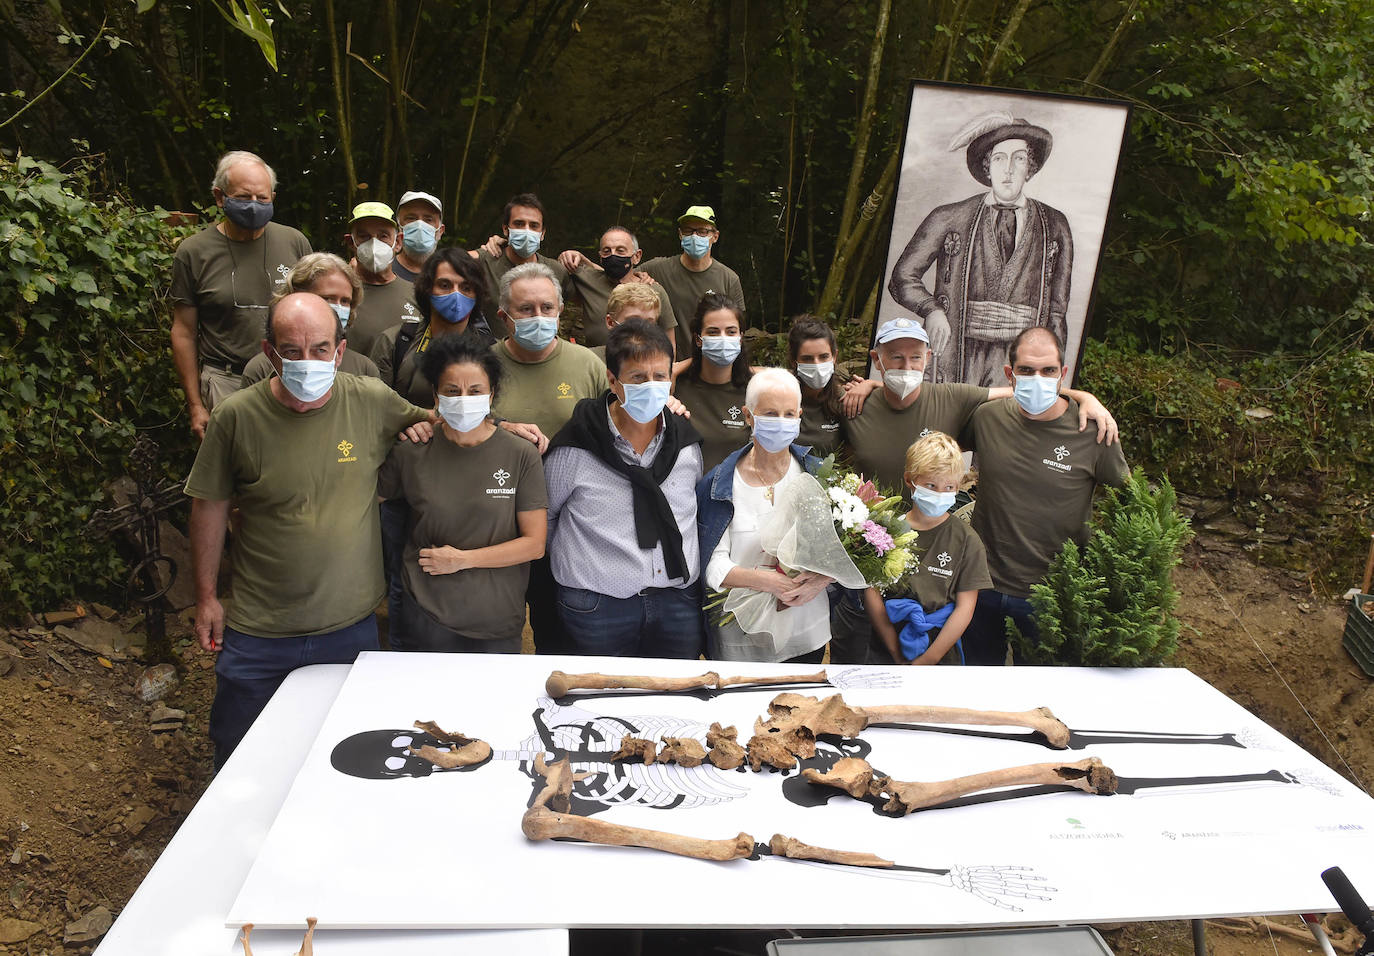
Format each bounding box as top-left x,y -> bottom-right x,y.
855,479 -> 881,504
861,520 -> 894,555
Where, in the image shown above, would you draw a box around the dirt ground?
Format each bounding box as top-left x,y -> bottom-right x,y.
0,533 -> 1371,955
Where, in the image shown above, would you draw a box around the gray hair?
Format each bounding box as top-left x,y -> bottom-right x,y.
212,150 -> 277,194
745,367 -> 802,411
499,261 -> 563,312
601,225 -> 640,253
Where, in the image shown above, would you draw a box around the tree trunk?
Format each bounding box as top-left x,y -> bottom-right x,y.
814,147 -> 900,320
1082,0 -> 1139,90
835,0 -> 891,241
981,0 -> 1033,83
324,0 -> 358,207
385,0 -> 414,188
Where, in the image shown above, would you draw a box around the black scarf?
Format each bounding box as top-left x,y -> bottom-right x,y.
547,391 -> 702,581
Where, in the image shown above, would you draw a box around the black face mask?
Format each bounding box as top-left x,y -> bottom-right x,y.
600,253 -> 635,281
223,197 -> 274,231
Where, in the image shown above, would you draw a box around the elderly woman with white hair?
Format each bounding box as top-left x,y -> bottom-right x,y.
695,367 -> 835,663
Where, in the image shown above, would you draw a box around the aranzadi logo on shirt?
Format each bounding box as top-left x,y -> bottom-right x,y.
925,550 -> 953,578
402,302 -> 420,319
486,467 -> 517,497
1042,443 -> 1073,473
336,439 -> 357,463
275,262 -> 292,285
722,406 -> 747,430
557,382 -> 573,399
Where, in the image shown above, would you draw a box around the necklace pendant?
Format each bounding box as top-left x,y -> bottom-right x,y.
764,485 -> 774,503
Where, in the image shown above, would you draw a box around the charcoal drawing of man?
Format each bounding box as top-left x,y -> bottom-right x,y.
888,112 -> 1073,387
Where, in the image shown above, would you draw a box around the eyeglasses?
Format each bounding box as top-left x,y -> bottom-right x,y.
231,270 -> 270,311
678,226 -> 715,238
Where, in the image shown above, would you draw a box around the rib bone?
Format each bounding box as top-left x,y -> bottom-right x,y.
760,693 -> 1071,749
545,669 -> 827,697
803,756 -> 1119,814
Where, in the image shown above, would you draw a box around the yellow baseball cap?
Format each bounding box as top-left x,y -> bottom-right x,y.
349,201 -> 396,225
677,204 -> 717,227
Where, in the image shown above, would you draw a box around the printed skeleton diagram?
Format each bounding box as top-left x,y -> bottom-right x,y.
329,667 -> 1340,913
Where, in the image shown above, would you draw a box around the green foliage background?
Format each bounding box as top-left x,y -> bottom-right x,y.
1,1 -> 1373,616
0,155 -> 195,613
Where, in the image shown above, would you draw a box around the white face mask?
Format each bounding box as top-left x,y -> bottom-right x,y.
795,362 -> 834,390
880,361 -> 923,400
355,237 -> 395,274
272,346 -> 338,403
437,393 -> 491,432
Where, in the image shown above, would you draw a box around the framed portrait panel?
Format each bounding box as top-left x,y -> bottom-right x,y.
874,81 -> 1131,387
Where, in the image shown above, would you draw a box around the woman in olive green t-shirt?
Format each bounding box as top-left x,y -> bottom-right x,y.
786,315 -> 848,459
670,292 -> 754,471
377,334 -> 547,652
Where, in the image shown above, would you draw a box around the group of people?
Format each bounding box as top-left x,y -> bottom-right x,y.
175,150 -> 1127,769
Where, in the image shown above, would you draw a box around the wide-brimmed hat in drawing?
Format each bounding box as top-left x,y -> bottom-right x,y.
949,111 -> 1053,186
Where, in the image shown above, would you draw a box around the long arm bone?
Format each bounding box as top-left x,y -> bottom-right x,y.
239,924 -> 253,956
762,693 -> 1071,749
545,669 -> 828,697
803,756 -> 1118,815
769,834 -> 894,868
522,806 -> 755,861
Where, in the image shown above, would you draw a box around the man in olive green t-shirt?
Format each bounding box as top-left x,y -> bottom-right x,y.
562,226 -> 678,348
170,150 -> 312,441
344,201 -> 422,358
640,205 -> 746,356
961,327 -> 1129,665
184,293 -> 431,768
487,261 -> 604,656
470,192 -> 571,333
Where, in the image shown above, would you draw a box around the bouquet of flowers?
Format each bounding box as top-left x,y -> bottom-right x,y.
815,455 -> 918,593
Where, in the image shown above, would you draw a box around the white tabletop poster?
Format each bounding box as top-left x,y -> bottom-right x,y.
227,652 -> 1374,930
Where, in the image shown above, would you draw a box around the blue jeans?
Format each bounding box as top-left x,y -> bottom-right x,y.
380,499 -> 409,650
556,583 -> 704,659
963,589 -> 1038,666
210,616 -> 379,769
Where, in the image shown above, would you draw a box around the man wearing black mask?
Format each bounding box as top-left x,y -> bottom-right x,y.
561,226 -> 677,351
170,150 -> 312,440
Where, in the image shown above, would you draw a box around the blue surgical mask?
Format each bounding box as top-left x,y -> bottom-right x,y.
329,303 -> 351,329
618,380 -> 671,424
437,393 -> 491,433
508,228 -> 541,258
512,316 -> 559,351
222,197 -> 273,231
402,220 -> 438,257
1013,374 -> 1060,415
751,414 -> 800,453
272,347 -> 338,403
701,335 -> 741,367
431,290 -> 476,324
911,485 -> 956,517
681,234 -> 711,259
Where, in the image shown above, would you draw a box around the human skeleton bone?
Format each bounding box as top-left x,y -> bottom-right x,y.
803,756 -> 1119,814
545,669 -> 829,697
757,692 -> 1072,749
407,720 -> 491,768
237,917 -> 316,955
